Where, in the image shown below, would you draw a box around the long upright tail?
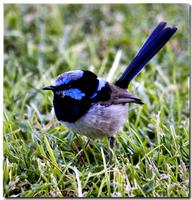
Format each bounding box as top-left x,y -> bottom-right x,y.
115,22 -> 177,89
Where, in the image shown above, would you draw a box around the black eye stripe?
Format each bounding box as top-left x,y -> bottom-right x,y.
53,84 -> 70,91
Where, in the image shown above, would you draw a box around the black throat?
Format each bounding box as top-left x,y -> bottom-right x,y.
53,95 -> 92,123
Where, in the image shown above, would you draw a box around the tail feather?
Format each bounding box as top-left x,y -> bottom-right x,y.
115,22 -> 177,89
137,22 -> 167,56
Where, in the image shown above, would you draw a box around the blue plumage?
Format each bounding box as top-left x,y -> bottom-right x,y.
65,88 -> 85,100
115,22 -> 177,88
55,70 -> 84,86
90,92 -> 97,99
97,78 -> 107,91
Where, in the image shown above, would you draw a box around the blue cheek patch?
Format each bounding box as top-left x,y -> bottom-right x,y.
55,70 -> 84,86
65,88 -> 85,100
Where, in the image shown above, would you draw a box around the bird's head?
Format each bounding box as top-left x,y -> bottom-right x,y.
42,70 -> 108,101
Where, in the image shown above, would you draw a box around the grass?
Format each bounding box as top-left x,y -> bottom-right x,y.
3,4 -> 190,197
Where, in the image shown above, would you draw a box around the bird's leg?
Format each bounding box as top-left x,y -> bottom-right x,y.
77,139 -> 90,163
83,139 -> 90,150
108,136 -> 115,164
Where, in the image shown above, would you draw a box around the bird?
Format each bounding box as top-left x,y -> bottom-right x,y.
43,22 -> 177,163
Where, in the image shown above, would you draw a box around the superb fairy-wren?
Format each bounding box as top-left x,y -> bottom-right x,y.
43,22 -> 177,162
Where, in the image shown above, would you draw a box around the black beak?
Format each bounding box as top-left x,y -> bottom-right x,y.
42,85 -> 55,90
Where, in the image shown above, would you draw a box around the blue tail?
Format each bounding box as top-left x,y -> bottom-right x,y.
115,22 -> 177,89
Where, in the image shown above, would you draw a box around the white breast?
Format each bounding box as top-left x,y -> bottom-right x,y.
62,103 -> 128,138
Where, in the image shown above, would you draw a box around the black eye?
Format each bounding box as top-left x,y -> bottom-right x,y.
55,84 -> 71,91
67,84 -> 71,89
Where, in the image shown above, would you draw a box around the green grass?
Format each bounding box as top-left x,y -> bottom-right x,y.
3,4 -> 190,197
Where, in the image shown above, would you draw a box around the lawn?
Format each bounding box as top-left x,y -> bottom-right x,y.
3,4 -> 190,197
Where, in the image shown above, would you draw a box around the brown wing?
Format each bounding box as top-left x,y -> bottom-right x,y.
107,84 -> 143,105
